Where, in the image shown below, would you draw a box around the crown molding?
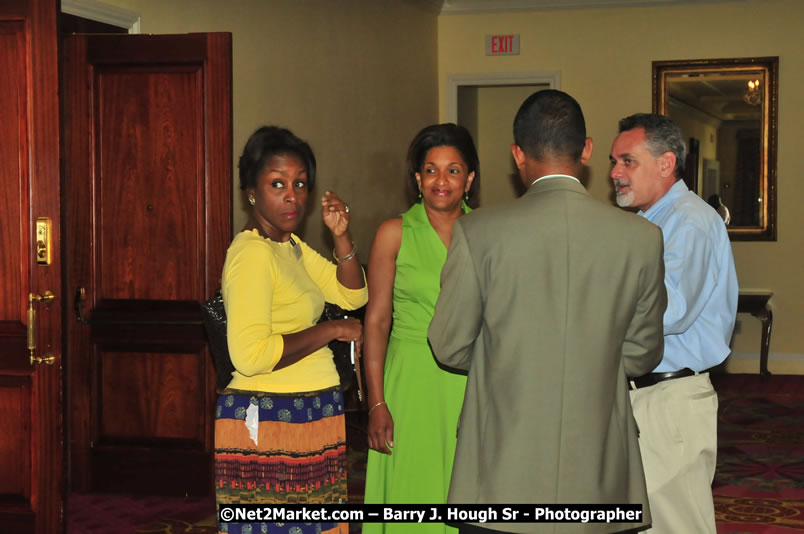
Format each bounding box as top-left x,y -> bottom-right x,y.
61,0 -> 141,33
438,0 -> 752,15
405,0 -> 444,12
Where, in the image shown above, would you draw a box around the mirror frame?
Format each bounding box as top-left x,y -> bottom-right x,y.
652,56 -> 778,241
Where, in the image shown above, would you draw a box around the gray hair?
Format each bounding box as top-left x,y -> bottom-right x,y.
618,113 -> 687,180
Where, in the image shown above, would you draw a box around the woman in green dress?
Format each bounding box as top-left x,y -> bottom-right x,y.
363,124 -> 479,533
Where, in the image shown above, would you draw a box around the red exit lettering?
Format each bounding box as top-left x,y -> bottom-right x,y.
486,34 -> 519,56
492,35 -> 513,54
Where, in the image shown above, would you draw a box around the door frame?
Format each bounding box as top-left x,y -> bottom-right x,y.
446,70 -> 562,124
61,31 -> 232,496
58,0 -> 138,499
0,0 -> 63,532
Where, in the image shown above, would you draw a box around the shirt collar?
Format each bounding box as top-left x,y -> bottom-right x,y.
530,174 -> 581,187
639,179 -> 688,218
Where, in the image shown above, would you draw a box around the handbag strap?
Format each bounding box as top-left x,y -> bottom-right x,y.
353,343 -> 366,407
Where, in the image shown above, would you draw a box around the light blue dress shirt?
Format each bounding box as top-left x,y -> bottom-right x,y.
639,180 -> 738,372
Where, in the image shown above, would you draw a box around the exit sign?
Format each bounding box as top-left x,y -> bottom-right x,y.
485,34 -> 520,56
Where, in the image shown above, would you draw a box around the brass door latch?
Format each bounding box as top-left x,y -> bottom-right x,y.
28,291 -> 56,365
36,217 -> 51,265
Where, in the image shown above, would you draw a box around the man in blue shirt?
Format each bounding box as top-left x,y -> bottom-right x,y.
609,113 -> 738,534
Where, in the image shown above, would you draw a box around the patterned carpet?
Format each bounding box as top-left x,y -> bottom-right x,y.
712,374 -> 804,533
135,518 -> 217,533
67,493 -> 215,534
69,374 -> 803,534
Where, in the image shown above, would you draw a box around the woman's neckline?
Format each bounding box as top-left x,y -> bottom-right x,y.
247,227 -> 296,246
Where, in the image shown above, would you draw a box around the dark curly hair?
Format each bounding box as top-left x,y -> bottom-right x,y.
238,126 -> 316,191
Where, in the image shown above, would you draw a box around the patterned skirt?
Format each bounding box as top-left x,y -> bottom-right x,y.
215,387 -> 348,534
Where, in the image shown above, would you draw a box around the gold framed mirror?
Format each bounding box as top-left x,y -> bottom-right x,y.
653,57 -> 778,241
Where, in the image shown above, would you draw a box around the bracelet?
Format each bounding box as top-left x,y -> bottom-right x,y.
368,401 -> 387,416
333,241 -> 357,263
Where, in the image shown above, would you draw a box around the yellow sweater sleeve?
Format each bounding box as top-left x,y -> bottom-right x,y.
222,237 -> 284,376
298,239 -> 368,310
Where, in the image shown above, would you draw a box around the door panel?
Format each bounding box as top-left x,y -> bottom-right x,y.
99,351 -> 204,439
96,68 -> 202,301
63,33 -> 232,496
0,0 -> 62,533
0,377 -> 32,495
0,21 -> 26,323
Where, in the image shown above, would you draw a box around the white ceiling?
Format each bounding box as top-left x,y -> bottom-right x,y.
411,0 -> 754,14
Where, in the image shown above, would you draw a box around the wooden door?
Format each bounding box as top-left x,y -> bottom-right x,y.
734,128 -> 761,227
0,0 -> 63,532
62,33 -> 232,496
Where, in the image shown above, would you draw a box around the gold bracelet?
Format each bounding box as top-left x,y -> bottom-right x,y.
333,241 -> 357,263
368,401 -> 387,416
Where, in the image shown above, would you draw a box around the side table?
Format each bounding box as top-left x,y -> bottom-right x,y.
737,291 -> 773,377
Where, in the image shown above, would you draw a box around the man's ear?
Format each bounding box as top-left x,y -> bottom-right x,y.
512,144 -> 526,169
580,137 -> 594,165
659,151 -> 677,178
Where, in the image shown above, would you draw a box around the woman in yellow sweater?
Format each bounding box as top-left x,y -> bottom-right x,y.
215,126 -> 367,534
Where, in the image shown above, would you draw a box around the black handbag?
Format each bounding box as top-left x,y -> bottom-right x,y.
200,291 -> 234,391
317,302 -> 366,403
200,290 -> 365,401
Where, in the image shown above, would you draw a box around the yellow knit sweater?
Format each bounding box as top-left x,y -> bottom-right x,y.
221,229 -> 367,393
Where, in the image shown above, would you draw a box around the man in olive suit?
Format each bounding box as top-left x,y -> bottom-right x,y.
428,90 -> 667,534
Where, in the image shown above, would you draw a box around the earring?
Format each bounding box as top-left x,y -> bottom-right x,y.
248,196 -> 256,206
465,191 -> 469,202
418,191 -> 423,200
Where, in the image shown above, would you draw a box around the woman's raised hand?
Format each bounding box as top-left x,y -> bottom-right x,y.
321,190 -> 350,237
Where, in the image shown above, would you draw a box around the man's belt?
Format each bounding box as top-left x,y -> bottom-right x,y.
630,368 -> 696,390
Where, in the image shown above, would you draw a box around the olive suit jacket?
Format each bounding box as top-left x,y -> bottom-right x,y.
428,177 -> 667,533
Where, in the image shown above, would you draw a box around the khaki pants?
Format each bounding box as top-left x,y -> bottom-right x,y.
629,373 -> 718,534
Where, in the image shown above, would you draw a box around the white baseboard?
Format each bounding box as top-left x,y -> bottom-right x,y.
729,352 -> 804,361
723,352 -> 804,375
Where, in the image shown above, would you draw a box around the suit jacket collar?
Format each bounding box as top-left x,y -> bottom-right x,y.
524,175 -> 588,197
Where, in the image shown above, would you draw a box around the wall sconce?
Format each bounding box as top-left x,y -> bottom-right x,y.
744,79 -> 761,106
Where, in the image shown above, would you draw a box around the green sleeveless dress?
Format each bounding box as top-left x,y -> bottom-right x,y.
363,202 -> 469,534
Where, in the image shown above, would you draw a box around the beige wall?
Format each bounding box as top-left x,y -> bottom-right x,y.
100,0 -> 438,257
460,84 -> 550,207
438,0 -> 804,372
89,0 -> 802,372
